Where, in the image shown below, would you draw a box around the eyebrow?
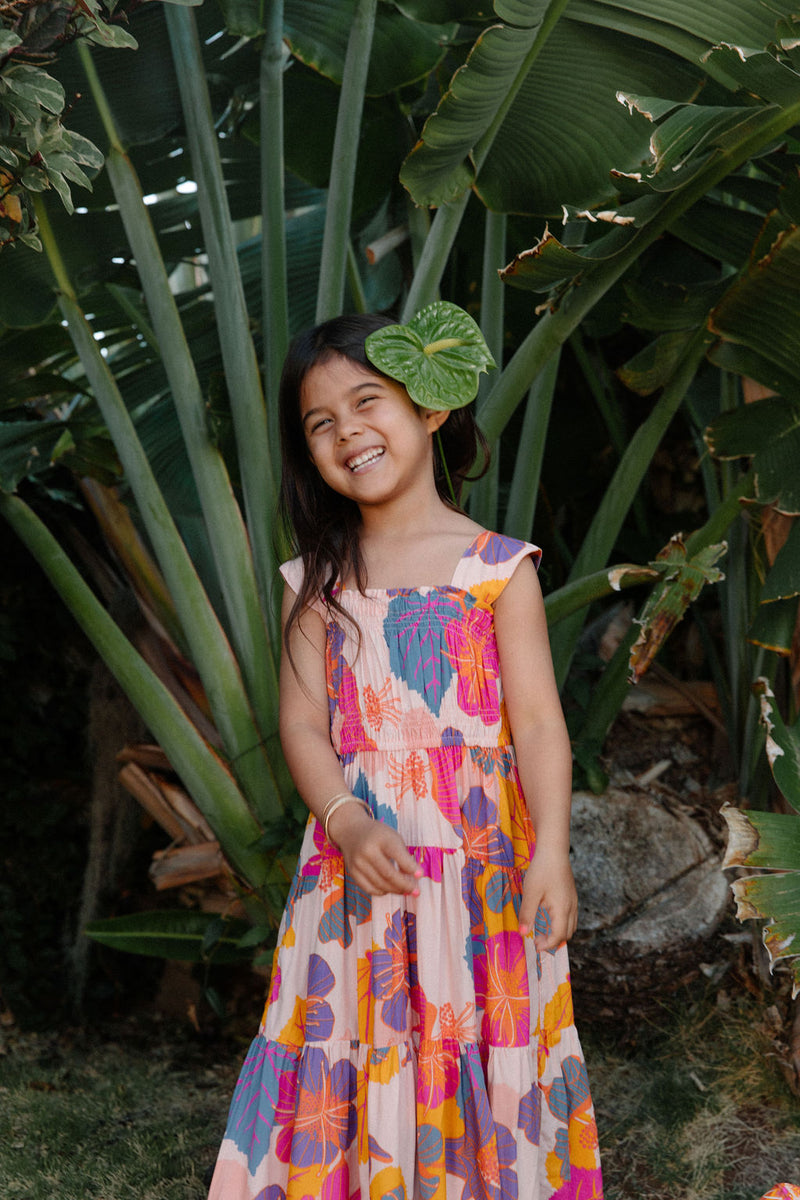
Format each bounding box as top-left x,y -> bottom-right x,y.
301,381 -> 382,426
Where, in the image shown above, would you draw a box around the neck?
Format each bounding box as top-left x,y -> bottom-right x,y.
357,486 -> 450,543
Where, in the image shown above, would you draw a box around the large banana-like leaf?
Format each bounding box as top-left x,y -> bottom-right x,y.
705,397 -> 800,517
284,0 -> 457,95
401,0 -> 799,217
723,680 -> 800,996
709,224 -> 800,414
84,910 -> 253,963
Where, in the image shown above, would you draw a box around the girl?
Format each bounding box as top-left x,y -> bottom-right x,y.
208,311 -> 603,1199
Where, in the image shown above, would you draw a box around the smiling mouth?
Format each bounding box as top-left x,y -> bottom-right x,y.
346,448 -> 384,472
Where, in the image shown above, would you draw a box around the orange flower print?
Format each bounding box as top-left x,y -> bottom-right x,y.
363,677 -> 403,731
386,750 -> 429,802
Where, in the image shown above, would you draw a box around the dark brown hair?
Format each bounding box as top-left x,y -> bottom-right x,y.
278,312 -> 489,645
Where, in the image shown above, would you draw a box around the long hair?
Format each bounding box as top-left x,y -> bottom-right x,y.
278,312 -> 489,646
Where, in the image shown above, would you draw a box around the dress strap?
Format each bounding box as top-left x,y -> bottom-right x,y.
279,556 -> 329,618
450,531 -> 541,601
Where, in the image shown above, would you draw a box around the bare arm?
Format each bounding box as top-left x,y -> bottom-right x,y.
279,583 -> 420,896
494,557 -> 577,951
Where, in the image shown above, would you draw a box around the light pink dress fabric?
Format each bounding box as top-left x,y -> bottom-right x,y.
209,531 -> 603,1199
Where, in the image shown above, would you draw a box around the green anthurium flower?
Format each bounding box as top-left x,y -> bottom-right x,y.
364,300 -> 496,411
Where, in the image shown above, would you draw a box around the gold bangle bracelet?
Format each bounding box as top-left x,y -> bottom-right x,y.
319,791 -> 352,828
323,795 -> 373,844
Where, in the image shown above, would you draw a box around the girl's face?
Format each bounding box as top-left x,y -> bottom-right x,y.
299,353 -> 448,509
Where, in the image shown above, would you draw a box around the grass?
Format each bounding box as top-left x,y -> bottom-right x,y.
586,977 -> 800,1199
0,974 -> 798,1200
0,1018 -> 238,1200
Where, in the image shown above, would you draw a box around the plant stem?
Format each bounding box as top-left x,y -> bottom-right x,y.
503,349 -> 560,539
260,0 -> 289,481
315,0 -> 378,322
0,492 -> 269,890
35,194 -> 284,823
549,328 -> 711,686
470,208 -> 506,528
163,7 -> 279,641
544,563 -> 659,626
402,196 -> 469,319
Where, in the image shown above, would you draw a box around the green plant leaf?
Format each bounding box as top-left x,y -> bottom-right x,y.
628,535 -> 727,682
722,681 -> 800,993
709,223 -> 800,402
621,276 -> 728,334
85,910 -> 253,961
756,678 -> 800,815
723,804 -> 800,871
617,331 -> 695,396
364,301 -> 496,411
704,396 -> 800,515
393,0 -> 489,19
284,0 -> 456,96
4,64 -> 65,116
568,0 -> 794,52
748,595 -> 800,655
760,520 -> 800,603
0,420 -> 65,492
727,862 -> 800,993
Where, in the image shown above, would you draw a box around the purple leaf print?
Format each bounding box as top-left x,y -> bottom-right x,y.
306,954 -> 335,1042
444,1055 -> 503,1199
254,1188 -> 286,1200
367,1133 -> 393,1163
371,910 -> 410,1033
462,787 -> 515,867
384,592 -> 464,715
326,622 -> 346,720
518,1082 -> 541,1145
466,531 -> 526,565
496,1122 -> 519,1200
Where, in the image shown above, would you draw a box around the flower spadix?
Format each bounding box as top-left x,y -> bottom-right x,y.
364,301 -> 496,411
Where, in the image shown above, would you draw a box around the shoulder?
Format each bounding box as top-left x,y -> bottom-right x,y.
279,555 -> 304,594
465,530 -> 541,572
279,555 -> 329,623
280,554 -> 333,595
453,529 -> 541,604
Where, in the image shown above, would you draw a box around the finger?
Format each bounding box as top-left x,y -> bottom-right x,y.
384,837 -> 423,879
379,856 -> 421,896
534,912 -> 574,951
517,897 -> 543,939
352,852 -> 418,897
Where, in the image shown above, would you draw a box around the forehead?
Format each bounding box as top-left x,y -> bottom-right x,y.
299,352 -> 407,420
299,354 -> 387,413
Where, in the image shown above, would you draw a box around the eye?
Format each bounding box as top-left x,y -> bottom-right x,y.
309,415 -> 332,433
356,395 -> 376,408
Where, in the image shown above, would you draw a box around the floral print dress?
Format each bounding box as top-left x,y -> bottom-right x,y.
208,531 -> 603,1200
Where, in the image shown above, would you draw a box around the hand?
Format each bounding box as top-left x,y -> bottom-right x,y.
327,804 -> 422,897
518,849 -> 578,952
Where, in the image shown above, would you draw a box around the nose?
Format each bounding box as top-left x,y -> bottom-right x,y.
336,411 -> 363,442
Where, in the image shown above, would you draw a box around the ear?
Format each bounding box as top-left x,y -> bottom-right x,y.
423,407 -> 450,434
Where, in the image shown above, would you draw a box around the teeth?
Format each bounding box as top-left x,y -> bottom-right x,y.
347,448 -> 384,471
